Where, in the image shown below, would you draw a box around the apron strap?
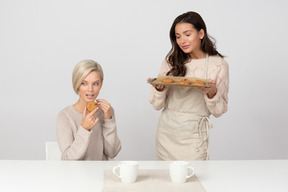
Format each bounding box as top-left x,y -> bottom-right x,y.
203,53 -> 209,79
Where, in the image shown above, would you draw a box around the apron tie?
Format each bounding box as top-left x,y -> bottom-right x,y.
195,116 -> 212,160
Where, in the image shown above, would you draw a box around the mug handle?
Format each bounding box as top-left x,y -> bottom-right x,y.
186,166 -> 195,179
112,165 -> 122,178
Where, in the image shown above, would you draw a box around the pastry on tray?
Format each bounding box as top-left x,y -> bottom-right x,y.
178,79 -> 191,85
161,78 -> 174,83
191,80 -> 205,86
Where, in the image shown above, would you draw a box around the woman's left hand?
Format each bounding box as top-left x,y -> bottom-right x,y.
198,80 -> 217,99
96,99 -> 112,119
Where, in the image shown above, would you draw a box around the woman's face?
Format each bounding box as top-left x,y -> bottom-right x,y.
175,22 -> 204,57
78,71 -> 102,104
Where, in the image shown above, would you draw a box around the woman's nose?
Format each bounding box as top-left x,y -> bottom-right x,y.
88,84 -> 93,91
180,36 -> 186,44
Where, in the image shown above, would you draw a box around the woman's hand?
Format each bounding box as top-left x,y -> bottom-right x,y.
198,80 -> 217,99
81,107 -> 99,131
97,99 -> 112,119
147,78 -> 165,92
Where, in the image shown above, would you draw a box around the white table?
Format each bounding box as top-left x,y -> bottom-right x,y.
0,160 -> 287,192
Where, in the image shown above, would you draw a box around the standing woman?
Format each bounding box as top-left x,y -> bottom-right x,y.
149,11 -> 229,160
57,60 -> 121,160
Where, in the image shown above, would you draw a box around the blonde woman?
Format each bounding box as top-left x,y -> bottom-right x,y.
56,60 -> 121,160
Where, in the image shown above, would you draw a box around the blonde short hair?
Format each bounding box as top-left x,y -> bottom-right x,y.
72,60 -> 104,94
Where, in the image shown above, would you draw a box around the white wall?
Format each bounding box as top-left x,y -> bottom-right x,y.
0,0 -> 287,160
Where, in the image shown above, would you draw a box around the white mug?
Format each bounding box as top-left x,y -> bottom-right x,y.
112,161 -> 138,183
169,161 -> 195,183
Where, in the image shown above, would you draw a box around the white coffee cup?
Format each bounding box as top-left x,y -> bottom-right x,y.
169,161 -> 195,183
112,161 -> 138,183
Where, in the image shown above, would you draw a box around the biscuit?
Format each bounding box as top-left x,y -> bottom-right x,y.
178,79 -> 191,85
86,101 -> 98,112
191,80 -> 205,86
161,78 -> 174,83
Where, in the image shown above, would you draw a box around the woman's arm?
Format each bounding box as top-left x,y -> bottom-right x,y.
204,60 -> 229,117
148,60 -> 171,110
56,110 -> 91,160
102,107 -> 121,158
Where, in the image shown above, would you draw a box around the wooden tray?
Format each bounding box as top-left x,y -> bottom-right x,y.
148,75 -> 211,88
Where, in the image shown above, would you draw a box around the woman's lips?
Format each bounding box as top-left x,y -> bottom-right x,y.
86,94 -> 94,99
182,45 -> 189,49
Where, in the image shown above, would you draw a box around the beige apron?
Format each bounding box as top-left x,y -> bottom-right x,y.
156,54 -> 213,160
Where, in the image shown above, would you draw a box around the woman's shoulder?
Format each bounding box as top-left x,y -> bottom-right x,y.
158,58 -> 172,75
57,105 -> 76,118
209,55 -> 228,68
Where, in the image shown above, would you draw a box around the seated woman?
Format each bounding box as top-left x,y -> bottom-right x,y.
56,59 -> 121,160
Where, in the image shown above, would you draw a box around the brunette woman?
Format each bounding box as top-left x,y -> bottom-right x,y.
149,11 -> 229,160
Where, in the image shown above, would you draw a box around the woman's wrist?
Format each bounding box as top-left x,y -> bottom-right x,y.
104,115 -> 112,119
153,84 -> 165,92
207,93 -> 215,99
207,88 -> 217,99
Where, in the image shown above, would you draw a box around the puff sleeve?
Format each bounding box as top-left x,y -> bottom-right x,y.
204,59 -> 229,117
149,60 -> 171,110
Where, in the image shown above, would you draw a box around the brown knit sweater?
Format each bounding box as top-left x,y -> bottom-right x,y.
56,105 -> 121,160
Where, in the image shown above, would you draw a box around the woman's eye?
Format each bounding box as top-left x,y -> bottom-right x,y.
81,82 -> 87,85
93,82 -> 99,86
176,36 -> 180,39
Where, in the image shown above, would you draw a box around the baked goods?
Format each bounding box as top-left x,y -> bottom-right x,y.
178,79 -> 191,85
161,78 -> 174,83
86,101 -> 98,112
191,80 -> 205,87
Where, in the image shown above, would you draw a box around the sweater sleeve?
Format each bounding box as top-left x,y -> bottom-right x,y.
56,110 -> 92,160
204,59 -> 229,117
102,107 -> 121,158
149,59 -> 171,110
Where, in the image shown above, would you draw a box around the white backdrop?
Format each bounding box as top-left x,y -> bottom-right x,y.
0,0 -> 287,160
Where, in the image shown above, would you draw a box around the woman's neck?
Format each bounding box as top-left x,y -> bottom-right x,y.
73,99 -> 86,113
189,51 -> 206,59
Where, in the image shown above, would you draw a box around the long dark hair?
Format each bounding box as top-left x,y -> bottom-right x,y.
166,11 -> 224,76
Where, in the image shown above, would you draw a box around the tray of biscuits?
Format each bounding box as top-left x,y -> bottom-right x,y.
148,75 -> 211,88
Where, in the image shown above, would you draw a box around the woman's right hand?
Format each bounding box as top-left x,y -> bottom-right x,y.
147,78 -> 165,92
81,107 -> 99,131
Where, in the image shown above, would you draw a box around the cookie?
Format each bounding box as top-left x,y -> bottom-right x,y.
161,78 -> 174,83
191,80 -> 205,86
86,101 -> 98,112
178,79 -> 191,85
